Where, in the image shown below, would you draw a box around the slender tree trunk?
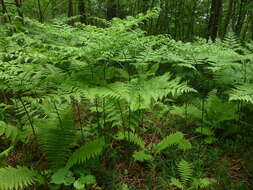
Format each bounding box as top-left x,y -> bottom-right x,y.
223,0 -> 234,38
37,0 -> 44,22
241,14 -> 249,41
164,0 -> 169,34
78,0 -> 86,23
188,1 -> 197,41
14,0 -> 24,23
207,0 -> 222,41
0,0 -> 12,23
51,0 -> 56,18
107,0 -> 117,20
251,15 -> 253,40
142,0 -> 149,12
235,0 -> 247,36
148,0 -> 156,34
68,0 -> 74,25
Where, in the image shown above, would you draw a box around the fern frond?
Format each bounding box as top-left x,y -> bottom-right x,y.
154,132 -> 191,153
223,31 -> 241,51
0,121 -> 24,142
229,83 -> 253,104
0,166 -> 42,190
133,151 -> 154,162
178,160 -> 193,186
195,127 -> 214,136
114,131 -> 145,148
170,177 -> 184,189
66,138 -> 105,169
190,178 -> 212,189
38,113 -> 76,170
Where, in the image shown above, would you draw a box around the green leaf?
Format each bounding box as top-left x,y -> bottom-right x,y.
133,151 -> 154,162
170,177 -> 184,189
51,168 -> 75,186
0,166 -> 42,190
66,138 -> 105,168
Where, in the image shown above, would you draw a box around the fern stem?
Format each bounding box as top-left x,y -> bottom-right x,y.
197,97 -> 205,173
76,101 -> 85,141
128,106 -> 131,134
102,97 -> 106,129
117,100 -> 125,128
95,98 -> 101,135
185,103 -> 188,128
52,100 -> 63,129
18,97 -> 36,136
138,94 -> 141,128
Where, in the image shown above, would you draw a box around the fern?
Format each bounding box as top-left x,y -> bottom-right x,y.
0,166 -> 42,190
154,132 -> 191,153
38,112 -> 76,170
170,160 -> 212,190
170,177 -> 184,189
66,138 -> 105,169
223,31 -> 241,52
178,160 -> 193,186
114,131 -> 145,148
132,151 -> 154,162
190,178 -> 212,189
0,121 -> 24,142
229,83 -> 253,104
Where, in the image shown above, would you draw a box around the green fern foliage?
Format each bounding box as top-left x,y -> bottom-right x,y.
133,151 -> 154,162
0,121 -> 23,142
190,178 -> 212,189
66,138 -> 105,169
170,160 -> 212,190
170,177 -> 184,189
229,83 -> 253,104
38,117 -> 76,170
114,131 -> 145,148
155,132 -> 191,153
178,160 -> 193,186
0,166 -> 42,190
223,31 -> 241,51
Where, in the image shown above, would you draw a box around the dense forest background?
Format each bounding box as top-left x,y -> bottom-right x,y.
1,0 -> 253,41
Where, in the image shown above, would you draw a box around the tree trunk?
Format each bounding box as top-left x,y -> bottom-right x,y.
235,0 -> 248,36
251,15 -> 253,40
241,14 -> 249,41
14,0 -> 24,23
222,0 -> 234,38
51,0 -> 56,18
37,0 -> 44,22
207,0 -> 222,41
188,1 -> 197,41
107,0 -> 117,20
78,0 -> 86,23
142,0 -> 149,13
68,0 -> 74,25
0,0 -> 11,23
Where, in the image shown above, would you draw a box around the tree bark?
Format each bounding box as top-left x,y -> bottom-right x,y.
78,0 -> 86,23
235,0 -> 248,36
68,0 -> 74,25
142,0 -> 149,13
188,1 -> 197,41
222,0 -> 234,38
251,15 -> 253,40
14,0 -> 24,23
107,0 -> 117,20
37,0 -> 44,22
51,0 -> 56,18
0,0 -> 12,23
207,0 -> 223,41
